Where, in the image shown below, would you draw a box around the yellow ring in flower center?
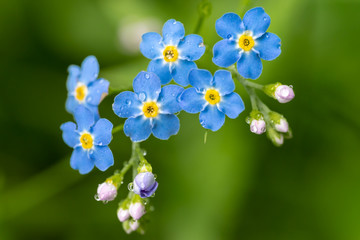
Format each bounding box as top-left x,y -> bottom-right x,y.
238,34 -> 255,51
80,133 -> 93,149
163,46 -> 179,62
205,89 -> 221,105
142,102 -> 159,118
75,84 -> 87,102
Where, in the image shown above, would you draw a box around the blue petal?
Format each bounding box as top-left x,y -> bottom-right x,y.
254,32 -> 281,61
113,91 -> 143,118
172,60 -> 197,86
215,13 -> 244,39
90,146 -> 114,171
152,114 -> 180,140
188,69 -> 212,92
86,104 -> 100,121
86,78 -> 109,106
157,85 -> 184,114
243,7 -> 271,38
91,118 -> 113,146
65,95 -> 79,114
70,147 -> 94,174
179,88 -> 207,114
212,40 -> 241,67
236,50 -> 263,80
162,19 -> 185,46
177,34 -> 205,61
124,116 -> 152,142
213,70 -> 235,96
199,105 -> 225,131
140,181 -> 158,198
74,106 -> 95,131
67,65 -> 80,92
133,71 -> 161,101
217,92 -> 245,119
140,32 -> 164,59
60,122 -> 80,148
147,59 -> 172,85
80,56 -> 99,84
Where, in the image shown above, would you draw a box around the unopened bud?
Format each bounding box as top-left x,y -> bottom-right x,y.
123,220 -> 133,234
267,128 -> 284,147
250,119 -> 266,135
274,118 -> 289,133
95,181 -> 117,202
117,207 -> 130,222
129,196 -> 146,220
129,220 -> 140,231
274,85 -> 295,103
133,172 -> 158,198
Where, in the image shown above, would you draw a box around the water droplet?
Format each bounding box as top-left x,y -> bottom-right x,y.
143,150 -> 147,156
289,85 -> 293,88
94,194 -> 100,201
265,34 -> 269,38
121,181 -> 124,184
89,149 -> 94,154
245,117 -> 251,124
128,182 -> 134,191
103,200 -> 108,204
125,99 -> 132,105
227,34 -> 232,39
144,199 -> 150,205
98,142 -> 103,146
138,92 -> 146,101
263,17 -> 267,21
145,73 -> 150,79
153,174 -> 157,179
173,21 -> 177,24
199,88 -> 205,93
198,42 -> 205,48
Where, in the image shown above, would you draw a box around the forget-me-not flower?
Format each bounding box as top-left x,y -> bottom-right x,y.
179,69 -> 245,131
213,7 -> 281,79
66,56 -> 109,119
140,19 -> 205,86
60,106 -> 114,174
112,71 -> 183,142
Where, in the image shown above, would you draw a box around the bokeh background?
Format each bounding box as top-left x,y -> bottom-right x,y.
1,0 -> 360,239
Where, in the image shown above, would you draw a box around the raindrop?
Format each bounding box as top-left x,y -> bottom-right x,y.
263,17 -> 267,21
153,174 -> 157,179
145,73 -> 150,79
245,117 -> 251,124
151,193 -> 156,198
143,150 -> 147,156
198,42 -> 205,48
103,200 -> 109,204
138,92 -> 146,101
144,199 -> 150,205
128,182 -> 134,191
94,194 -> 100,201
98,142 -> 103,146
265,34 -> 269,38
125,99 -> 132,105
199,88 -> 205,93
121,181 -> 124,184
172,21 -> 177,24
227,34 -> 232,39
289,85 -> 293,88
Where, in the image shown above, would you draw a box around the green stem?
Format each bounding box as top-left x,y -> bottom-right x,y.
244,81 -> 264,90
239,0 -> 251,15
231,68 -> 259,110
194,15 -> 205,34
193,0 -> 212,34
112,124 -> 124,134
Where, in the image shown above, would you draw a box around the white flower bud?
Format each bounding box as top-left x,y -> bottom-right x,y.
275,85 -> 295,103
250,119 -> 266,135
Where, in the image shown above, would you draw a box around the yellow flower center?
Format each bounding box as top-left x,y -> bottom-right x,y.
80,133 -> 93,149
163,46 -> 178,62
75,84 -> 87,102
238,34 -> 255,51
205,89 -> 221,105
142,102 -> 159,118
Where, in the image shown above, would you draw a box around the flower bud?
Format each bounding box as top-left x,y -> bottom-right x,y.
95,181 -> 117,202
129,220 -> 140,231
122,220 -> 133,234
250,119 -> 266,135
274,118 -> 289,133
133,172 -> 158,198
129,198 -> 146,220
267,128 -> 284,147
117,207 -> 130,222
274,85 -> 295,103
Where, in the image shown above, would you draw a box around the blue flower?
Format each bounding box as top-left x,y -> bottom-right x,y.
66,56 -> 109,119
60,106 -> 114,174
179,69 -> 245,131
213,7 -> 281,80
133,172 -> 158,198
113,71 -> 183,142
140,19 -> 205,86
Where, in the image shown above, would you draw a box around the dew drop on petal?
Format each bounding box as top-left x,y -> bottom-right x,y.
289,85 -> 293,88
128,182 -> 134,191
145,73 -> 150,79
227,34 -> 232,39
125,99 -> 132,105
103,200 -> 109,204
94,194 -> 100,201
138,92 -> 146,102
198,42 -> 205,48
263,17 -> 267,21
150,193 -> 156,198
153,174 -> 157,179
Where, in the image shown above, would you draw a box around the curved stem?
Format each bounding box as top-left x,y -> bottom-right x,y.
112,124 -> 124,135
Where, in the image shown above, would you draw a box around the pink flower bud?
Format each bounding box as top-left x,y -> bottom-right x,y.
274,119 -> 289,133
117,208 -> 130,222
129,220 -> 140,231
129,202 -> 145,220
96,182 -> 117,202
275,85 -> 295,103
250,119 -> 266,135
274,133 -> 284,146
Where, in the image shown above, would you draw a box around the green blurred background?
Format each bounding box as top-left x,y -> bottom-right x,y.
1,0 -> 360,239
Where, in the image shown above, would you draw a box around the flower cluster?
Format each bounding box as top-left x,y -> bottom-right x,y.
60,6 -> 295,235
